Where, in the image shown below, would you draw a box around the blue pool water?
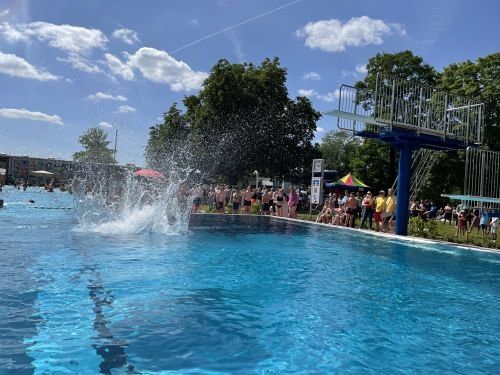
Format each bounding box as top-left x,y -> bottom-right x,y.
1,187 -> 499,374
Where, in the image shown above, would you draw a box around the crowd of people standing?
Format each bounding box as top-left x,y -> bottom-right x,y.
192,185 -> 304,219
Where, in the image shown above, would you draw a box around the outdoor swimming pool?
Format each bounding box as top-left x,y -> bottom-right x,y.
1,187 -> 499,374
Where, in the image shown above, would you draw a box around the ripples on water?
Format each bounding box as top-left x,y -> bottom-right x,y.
0,187 -> 499,374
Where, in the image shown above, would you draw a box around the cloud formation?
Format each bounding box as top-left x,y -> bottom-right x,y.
297,16 -> 405,52
317,90 -> 340,102
99,121 -> 113,128
0,9 -> 9,17
302,71 -> 321,80
0,52 -> 59,81
87,92 -> 127,102
127,47 -> 208,91
112,28 -> 140,44
104,53 -> 134,80
297,88 -> 318,97
117,104 -> 136,113
0,107 -> 63,125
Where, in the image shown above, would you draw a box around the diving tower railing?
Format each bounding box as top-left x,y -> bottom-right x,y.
326,75 -> 484,147
325,75 -> 486,235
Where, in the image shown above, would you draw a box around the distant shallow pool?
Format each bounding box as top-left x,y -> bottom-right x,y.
1,187 -> 499,374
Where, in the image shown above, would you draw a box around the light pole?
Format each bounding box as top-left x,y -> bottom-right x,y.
253,170 -> 259,189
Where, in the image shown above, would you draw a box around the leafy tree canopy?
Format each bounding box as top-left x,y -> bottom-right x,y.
146,58 -> 321,184
73,127 -> 116,164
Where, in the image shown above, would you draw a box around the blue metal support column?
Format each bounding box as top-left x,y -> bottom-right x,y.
395,143 -> 414,235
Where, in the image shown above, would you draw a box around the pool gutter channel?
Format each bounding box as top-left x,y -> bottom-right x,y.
192,213 -> 500,255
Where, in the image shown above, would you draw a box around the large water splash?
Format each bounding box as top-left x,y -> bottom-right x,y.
72,164 -> 196,234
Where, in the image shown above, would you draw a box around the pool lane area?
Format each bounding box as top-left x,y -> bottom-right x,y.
0,187 -> 499,374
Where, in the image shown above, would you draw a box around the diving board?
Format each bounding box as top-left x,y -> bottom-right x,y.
326,75 -> 486,236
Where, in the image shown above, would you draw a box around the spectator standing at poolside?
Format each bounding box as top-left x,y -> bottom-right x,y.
215,185 -> 226,213
480,210 -> 489,239
374,190 -> 386,232
443,203 -> 453,225
275,188 -> 284,217
456,210 -> 467,237
491,216 -> 498,242
232,188 -> 242,214
345,192 -> 358,228
355,191 -> 363,220
384,188 -> 396,233
288,187 -> 298,219
469,208 -> 480,233
360,191 -> 374,230
243,186 -> 253,214
261,188 -> 271,216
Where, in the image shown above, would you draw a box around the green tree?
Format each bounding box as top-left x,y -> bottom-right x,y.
148,57 -> 321,184
351,138 -> 391,192
439,52 -> 500,150
146,103 -> 189,168
73,127 -> 116,164
319,130 -> 361,176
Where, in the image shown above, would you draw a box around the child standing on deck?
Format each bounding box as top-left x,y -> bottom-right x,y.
491,216 -> 499,242
480,210 -> 489,239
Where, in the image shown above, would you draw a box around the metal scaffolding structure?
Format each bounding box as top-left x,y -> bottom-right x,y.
463,148 -> 500,209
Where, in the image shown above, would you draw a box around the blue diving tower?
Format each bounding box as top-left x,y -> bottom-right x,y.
326,75 -> 485,235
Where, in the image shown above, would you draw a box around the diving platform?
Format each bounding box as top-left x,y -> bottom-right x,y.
326,75 -> 486,235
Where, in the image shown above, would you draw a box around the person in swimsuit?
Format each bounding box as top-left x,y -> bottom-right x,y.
261,188 -> 271,215
243,186 -> 253,214
232,188 -> 241,214
456,210 -> 467,237
215,185 -> 226,213
275,188 -> 284,217
345,192 -> 358,228
469,208 -> 480,233
268,189 -> 275,215
359,191 -> 374,230
480,210 -> 489,239
491,216 -> 499,242
443,203 -> 453,225
288,187 -> 298,219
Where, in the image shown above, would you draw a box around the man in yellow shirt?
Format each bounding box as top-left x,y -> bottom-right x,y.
373,190 -> 386,232
384,188 -> 397,233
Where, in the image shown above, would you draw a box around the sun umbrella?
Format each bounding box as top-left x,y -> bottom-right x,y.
31,170 -> 54,176
134,169 -> 163,178
332,173 -> 370,190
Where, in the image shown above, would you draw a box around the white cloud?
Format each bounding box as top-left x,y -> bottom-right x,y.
316,126 -> 325,133
296,16 -> 405,52
0,51 -> 59,81
317,89 -> 340,102
298,88 -> 318,97
0,9 -> 9,17
87,92 -> 127,102
25,21 -> 107,54
302,71 -> 321,80
355,64 -> 367,74
57,52 -> 101,73
0,108 -> 63,125
127,47 -> 208,91
0,22 -> 29,42
99,121 -> 113,128
117,104 -> 136,113
104,53 -> 134,80
112,28 -> 140,45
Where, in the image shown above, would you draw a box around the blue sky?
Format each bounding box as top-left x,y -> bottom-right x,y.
0,0 -> 498,165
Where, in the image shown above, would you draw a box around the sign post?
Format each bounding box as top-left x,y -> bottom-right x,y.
310,159 -> 324,215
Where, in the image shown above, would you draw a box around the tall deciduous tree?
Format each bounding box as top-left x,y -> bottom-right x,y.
147,58 -> 321,184
319,130 -> 361,176
73,127 -> 116,164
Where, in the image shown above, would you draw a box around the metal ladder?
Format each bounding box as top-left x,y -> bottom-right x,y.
393,149 -> 440,202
